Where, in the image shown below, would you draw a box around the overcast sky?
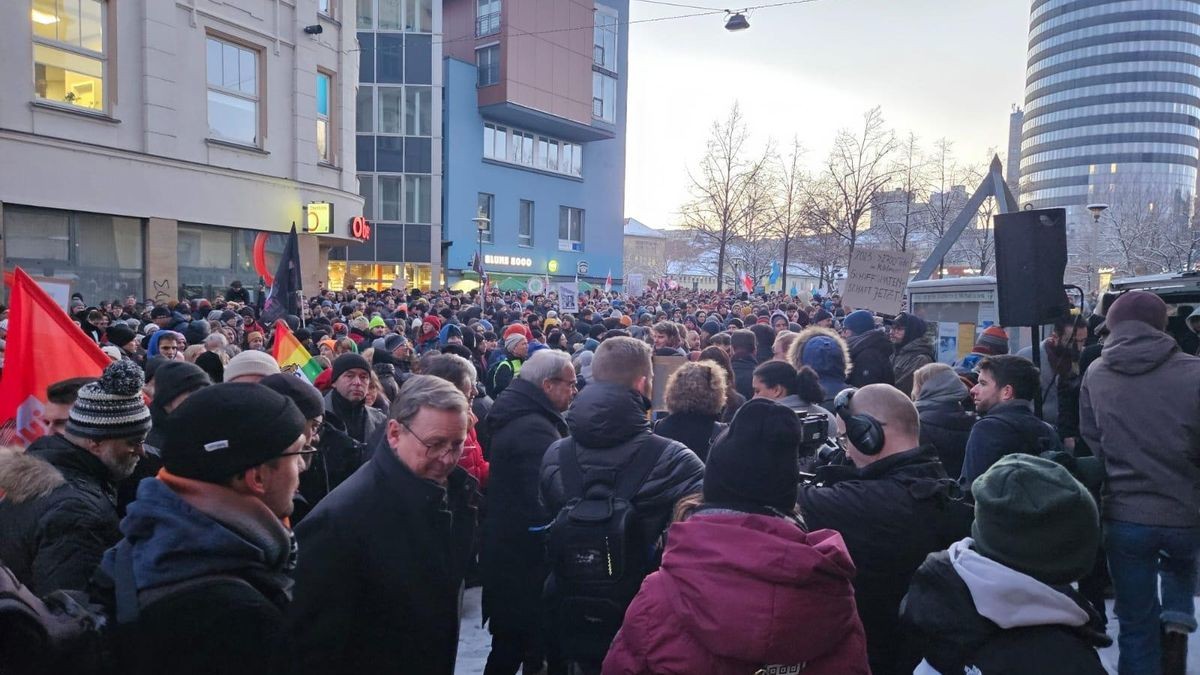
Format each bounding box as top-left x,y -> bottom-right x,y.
623,0 -> 1032,228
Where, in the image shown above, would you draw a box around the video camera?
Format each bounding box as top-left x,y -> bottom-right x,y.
796,411 -> 851,477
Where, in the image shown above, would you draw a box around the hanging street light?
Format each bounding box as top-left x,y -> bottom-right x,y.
724,11 -> 749,31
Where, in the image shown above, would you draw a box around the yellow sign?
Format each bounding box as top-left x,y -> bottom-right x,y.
305,202 -> 331,234
547,259 -> 559,274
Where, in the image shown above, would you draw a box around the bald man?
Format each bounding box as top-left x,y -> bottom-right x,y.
797,384 -> 973,675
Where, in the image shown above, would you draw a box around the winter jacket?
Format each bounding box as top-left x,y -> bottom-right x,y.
653,411 -> 725,463
323,389 -> 387,448
1080,320 -> 1200,528
960,400 -> 1062,484
730,353 -> 758,401
0,436 -> 121,594
892,336 -> 934,397
1017,340 -> 1073,427
792,327 -> 853,411
540,382 -> 705,563
91,474 -> 295,675
900,539 -> 1108,675
916,402 -> 976,479
486,350 -> 523,399
457,425 -> 489,490
796,446 -> 974,675
847,329 -> 895,387
480,378 -> 569,635
602,512 -> 870,675
284,444 -> 479,675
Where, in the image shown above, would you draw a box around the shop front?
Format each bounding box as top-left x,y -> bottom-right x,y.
326,219 -> 440,292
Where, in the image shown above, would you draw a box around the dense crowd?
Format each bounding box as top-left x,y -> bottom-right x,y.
1,280 -> 1199,675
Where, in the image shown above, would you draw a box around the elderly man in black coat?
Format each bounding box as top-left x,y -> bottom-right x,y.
284,375 -> 478,675
481,350 -> 576,675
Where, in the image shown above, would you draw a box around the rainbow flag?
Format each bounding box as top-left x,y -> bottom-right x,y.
272,320 -> 323,382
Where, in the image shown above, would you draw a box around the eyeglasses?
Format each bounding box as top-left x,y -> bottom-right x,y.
401,421 -> 466,459
278,448 -> 319,458
548,377 -> 578,390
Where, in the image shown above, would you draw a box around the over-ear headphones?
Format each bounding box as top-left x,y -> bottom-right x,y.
834,387 -> 886,456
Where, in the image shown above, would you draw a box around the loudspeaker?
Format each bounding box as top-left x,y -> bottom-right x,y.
993,208 -> 1070,327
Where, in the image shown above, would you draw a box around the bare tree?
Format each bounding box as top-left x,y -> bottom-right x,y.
769,137 -> 810,293
869,132 -> 928,254
679,103 -> 771,291
1102,181 -> 1197,275
814,106 -> 901,262
922,138 -> 975,276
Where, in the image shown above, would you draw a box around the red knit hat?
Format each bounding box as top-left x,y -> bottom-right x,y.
973,326 -> 1010,355
503,323 -> 533,341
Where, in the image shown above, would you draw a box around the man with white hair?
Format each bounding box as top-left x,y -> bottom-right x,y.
486,333 -> 528,399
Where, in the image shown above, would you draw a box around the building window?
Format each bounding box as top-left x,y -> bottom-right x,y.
405,86 -> 432,136
206,36 -> 260,145
358,174 -> 374,219
405,0 -> 432,32
379,175 -> 402,221
356,86 -> 373,132
319,0 -> 332,16
559,207 -> 584,251
483,123 -> 580,177
317,71 -> 333,163
593,5 -> 618,73
377,86 -> 403,133
357,0 -> 372,28
477,45 -> 499,87
32,0 -> 106,111
378,0 -> 402,30
477,0 -> 500,36
519,200 -> 534,246
477,193 -> 494,242
592,72 -> 615,123
406,176 -> 431,224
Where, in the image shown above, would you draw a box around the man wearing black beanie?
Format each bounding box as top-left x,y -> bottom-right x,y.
92,383 -> 311,675
324,352 -> 386,449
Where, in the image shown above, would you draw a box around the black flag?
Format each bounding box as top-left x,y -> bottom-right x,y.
261,224 -> 302,325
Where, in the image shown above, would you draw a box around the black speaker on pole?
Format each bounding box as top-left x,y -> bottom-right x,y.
993,208 -> 1071,327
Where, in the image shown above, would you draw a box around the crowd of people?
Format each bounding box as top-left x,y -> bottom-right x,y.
0,280 -> 1199,675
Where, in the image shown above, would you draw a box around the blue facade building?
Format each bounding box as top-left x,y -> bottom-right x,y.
441,0 -> 628,290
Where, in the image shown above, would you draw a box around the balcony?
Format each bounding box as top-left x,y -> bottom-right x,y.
476,12 -> 500,37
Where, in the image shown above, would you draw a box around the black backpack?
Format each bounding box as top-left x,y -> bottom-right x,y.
547,433 -> 668,662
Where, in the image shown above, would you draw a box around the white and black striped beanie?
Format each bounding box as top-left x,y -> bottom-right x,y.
66,359 -> 151,440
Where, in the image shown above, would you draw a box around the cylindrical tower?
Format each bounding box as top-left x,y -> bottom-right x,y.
1020,0 -> 1200,221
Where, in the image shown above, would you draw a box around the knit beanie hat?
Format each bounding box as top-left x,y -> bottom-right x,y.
842,310 -> 875,335
1106,291 -> 1168,332
504,333 -> 528,353
368,315 -> 387,329
224,350 -> 281,381
331,353 -> 372,382
106,323 -> 137,348
702,319 -> 722,336
195,351 -> 225,383
812,308 -> 833,324
704,398 -> 801,515
162,383 -> 306,483
150,361 -> 211,417
971,454 -> 1099,584
974,326 -> 1010,355
66,360 -> 152,440
260,373 -> 325,420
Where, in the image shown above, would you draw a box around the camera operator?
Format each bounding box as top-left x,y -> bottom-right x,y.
796,384 -> 973,675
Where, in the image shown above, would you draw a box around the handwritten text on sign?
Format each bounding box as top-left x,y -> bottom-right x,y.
841,249 -> 914,316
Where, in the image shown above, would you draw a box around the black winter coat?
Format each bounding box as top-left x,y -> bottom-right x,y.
796,447 -> 974,675
901,548 -> 1108,675
847,330 -> 895,387
480,378 -> 569,633
284,444 -> 479,675
540,382 -> 704,557
731,353 -> 758,401
960,400 -> 1062,483
653,411 -> 724,463
0,435 -> 120,594
916,402 -> 977,479
323,390 -> 387,448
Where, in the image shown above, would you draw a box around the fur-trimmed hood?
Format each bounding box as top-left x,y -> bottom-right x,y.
788,326 -> 853,379
0,447 -> 65,504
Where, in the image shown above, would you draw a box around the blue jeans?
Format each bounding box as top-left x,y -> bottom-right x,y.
1105,520 -> 1200,675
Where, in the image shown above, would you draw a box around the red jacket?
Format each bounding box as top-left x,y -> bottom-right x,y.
457,422 -> 489,490
603,512 -> 869,675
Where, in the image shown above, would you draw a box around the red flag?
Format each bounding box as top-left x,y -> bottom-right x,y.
741,272 -> 754,293
604,269 -> 612,294
0,268 -> 109,445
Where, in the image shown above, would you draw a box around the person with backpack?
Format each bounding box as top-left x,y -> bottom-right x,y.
603,398 -> 870,675
901,454 -> 1109,674
481,350 -> 576,675
960,355 -> 1063,484
487,333 -> 528,399
539,336 -> 704,673
0,360 -> 150,595
90,382 -> 310,675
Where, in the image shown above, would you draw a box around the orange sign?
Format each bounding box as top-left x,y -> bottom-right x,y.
351,216 -> 372,241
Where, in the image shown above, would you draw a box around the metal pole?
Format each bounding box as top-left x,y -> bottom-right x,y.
1030,324 -> 1043,420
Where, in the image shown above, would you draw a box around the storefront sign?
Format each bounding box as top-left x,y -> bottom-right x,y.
351,216 -> 372,241
576,260 -> 589,276
484,254 -> 532,268
306,202 -> 331,233
547,259 -> 559,274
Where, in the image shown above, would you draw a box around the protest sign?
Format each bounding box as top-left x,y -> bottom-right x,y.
558,282 -> 579,313
841,249 -> 914,316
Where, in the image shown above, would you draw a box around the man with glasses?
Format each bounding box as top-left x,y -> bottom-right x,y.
481,350 -> 576,675
284,375 -> 478,675
323,352 -> 387,449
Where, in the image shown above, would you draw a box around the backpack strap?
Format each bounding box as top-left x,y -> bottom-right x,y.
558,438 -> 583,500
114,540 -> 257,625
612,434 -> 669,502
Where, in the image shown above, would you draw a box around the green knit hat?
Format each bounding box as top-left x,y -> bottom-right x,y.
368,315 -> 387,329
971,454 -> 1099,585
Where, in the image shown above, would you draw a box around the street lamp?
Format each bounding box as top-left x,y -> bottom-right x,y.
1086,203 -> 1109,223
472,216 -> 489,287
724,11 -> 749,31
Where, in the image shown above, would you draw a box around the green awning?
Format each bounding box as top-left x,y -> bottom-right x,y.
497,277 -> 525,292
577,280 -> 594,291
